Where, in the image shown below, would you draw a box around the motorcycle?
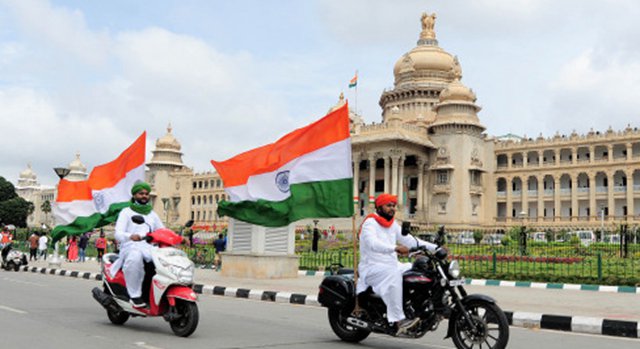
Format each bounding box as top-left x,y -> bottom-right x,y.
1,243 -> 28,271
91,216 -> 199,337
318,225 -> 510,349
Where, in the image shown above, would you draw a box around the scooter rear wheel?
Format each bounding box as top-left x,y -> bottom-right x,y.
106,307 -> 130,325
13,263 -> 19,272
170,299 -> 199,337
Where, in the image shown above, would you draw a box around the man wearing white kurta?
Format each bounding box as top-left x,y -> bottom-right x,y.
357,193 -> 437,334
111,182 -> 164,308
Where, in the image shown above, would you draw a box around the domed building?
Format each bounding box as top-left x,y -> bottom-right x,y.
65,153 -> 89,182
15,164 -> 55,228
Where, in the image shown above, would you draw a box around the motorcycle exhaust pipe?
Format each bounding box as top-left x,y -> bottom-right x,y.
346,317 -> 370,330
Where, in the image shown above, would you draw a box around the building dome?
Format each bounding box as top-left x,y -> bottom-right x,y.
66,153 -> 89,182
392,12 -> 461,87
19,163 -> 37,180
155,124 -> 182,151
439,78 -> 476,103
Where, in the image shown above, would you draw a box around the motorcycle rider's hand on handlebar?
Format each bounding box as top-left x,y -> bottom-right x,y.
395,245 -> 410,256
130,234 -> 142,241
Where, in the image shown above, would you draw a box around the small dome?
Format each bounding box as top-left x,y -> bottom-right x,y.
439,78 -> 476,103
68,153 -> 87,173
156,124 -> 182,151
19,163 -> 37,180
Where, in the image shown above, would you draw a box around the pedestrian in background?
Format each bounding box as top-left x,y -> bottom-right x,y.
213,233 -> 226,271
95,231 -> 107,262
38,233 -> 48,260
28,232 -> 39,261
67,236 -> 78,262
78,232 -> 89,262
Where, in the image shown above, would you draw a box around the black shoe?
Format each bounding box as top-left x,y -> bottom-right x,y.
129,297 -> 147,308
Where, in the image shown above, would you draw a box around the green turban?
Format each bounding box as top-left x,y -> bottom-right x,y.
131,181 -> 152,195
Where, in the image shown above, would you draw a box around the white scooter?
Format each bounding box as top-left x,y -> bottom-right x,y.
92,216 -> 199,337
1,243 -> 28,271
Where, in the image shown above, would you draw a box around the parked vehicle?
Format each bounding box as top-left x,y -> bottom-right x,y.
572,230 -> 596,246
481,234 -> 503,245
1,243 -> 28,271
603,234 -> 620,244
318,226 -> 510,349
531,232 -> 547,243
417,233 -> 437,243
455,231 -> 475,245
91,216 -> 199,337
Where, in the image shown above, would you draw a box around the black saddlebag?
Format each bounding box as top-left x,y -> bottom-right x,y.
318,275 -> 355,308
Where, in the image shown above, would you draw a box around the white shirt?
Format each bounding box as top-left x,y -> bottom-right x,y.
38,236 -> 48,250
114,207 -> 164,250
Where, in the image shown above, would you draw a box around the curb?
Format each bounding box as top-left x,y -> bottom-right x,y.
18,266 -> 639,339
297,271 -> 640,294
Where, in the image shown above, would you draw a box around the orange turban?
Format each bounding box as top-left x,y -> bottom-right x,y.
375,193 -> 397,207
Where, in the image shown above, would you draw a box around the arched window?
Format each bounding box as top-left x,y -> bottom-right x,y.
191,196 -> 195,205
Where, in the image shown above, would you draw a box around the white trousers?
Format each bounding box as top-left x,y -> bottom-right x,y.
111,242 -> 153,298
359,262 -> 412,323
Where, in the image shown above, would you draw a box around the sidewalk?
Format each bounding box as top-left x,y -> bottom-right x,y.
26,258 -> 640,322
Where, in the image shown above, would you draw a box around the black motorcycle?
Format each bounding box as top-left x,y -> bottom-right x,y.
318,226 -> 509,349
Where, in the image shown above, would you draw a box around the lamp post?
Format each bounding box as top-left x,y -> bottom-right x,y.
50,167 -> 71,268
519,210 -> 527,256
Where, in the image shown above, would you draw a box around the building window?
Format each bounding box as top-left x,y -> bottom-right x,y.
192,182 -> 197,189
439,202 -> 447,214
216,179 -> 221,187
472,203 -> 478,215
436,171 -> 448,184
191,196 -> 195,205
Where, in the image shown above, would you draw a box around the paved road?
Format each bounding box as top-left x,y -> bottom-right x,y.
0,272 -> 638,348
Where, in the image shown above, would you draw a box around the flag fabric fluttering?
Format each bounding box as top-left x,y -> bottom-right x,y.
211,104 -> 354,227
349,72 -> 358,88
51,132 -> 146,242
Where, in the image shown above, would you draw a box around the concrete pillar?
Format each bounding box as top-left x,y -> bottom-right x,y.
589,145 -> 594,164
589,172 -> 596,221
391,155 -> 400,195
368,155 -> 376,211
571,173 -> 578,222
554,176 -> 561,221
626,169 -> 634,220
572,148 -> 577,165
417,157 -> 425,211
506,176 -> 513,222
607,171 -> 614,221
398,156 -> 405,208
383,157 -> 390,193
537,176 -> 544,220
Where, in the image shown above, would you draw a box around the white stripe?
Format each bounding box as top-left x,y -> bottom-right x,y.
226,138 -> 352,202
304,294 -> 321,307
275,292 -> 292,303
248,290 -> 264,300
500,281 -> 516,287
530,282 -> 547,289
563,284 -> 581,291
470,279 -> 486,286
571,316 -> 603,334
512,312 -> 542,328
224,287 -> 238,297
92,164 -> 145,213
0,305 -> 28,314
599,286 -> 618,293
52,200 -> 96,225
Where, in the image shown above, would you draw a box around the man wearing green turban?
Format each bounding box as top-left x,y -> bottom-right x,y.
111,181 -> 164,308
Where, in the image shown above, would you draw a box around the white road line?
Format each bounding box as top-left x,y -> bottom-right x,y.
134,341 -> 165,349
0,305 -> 28,314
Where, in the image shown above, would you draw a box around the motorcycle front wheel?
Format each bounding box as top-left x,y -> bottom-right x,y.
451,300 -> 509,349
327,308 -> 371,343
170,299 -> 199,337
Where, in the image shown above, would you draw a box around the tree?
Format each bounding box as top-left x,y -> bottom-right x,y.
41,200 -> 52,226
0,176 -> 34,228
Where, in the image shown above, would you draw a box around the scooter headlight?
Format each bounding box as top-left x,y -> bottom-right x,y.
449,260 -> 461,279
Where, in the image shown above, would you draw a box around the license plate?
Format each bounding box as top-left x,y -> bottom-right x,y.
449,279 -> 465,287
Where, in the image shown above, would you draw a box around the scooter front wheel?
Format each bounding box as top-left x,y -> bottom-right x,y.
170,299 -> 199,337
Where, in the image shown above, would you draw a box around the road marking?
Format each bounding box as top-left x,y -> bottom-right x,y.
134,342 -> 165,349
0,305 -> 28,314
1,276 -> 46,287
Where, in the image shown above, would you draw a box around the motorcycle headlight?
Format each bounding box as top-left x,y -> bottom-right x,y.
449,260 -> 461,279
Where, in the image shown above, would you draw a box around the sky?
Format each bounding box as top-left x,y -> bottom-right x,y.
2,0 -> 640,186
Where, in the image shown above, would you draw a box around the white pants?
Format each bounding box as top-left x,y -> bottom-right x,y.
359,262 -> 412,323
111,242 -> 153,298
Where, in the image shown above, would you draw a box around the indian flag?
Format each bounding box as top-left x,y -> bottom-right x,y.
349,72 -> 358,88
211,104 -> 353,227
51,132 -> 146,242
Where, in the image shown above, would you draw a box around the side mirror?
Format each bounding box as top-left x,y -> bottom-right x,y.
401,221 -> 411,236
185,220 -> 194,228
131,215 -> 145,225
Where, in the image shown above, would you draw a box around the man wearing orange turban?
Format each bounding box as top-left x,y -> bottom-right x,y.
357,193 -> 437,335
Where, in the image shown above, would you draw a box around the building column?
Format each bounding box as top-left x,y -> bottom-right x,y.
589,145 -> 595,164
537,176 -> 544,220
627,142 -> 633,161
607,170 -> 615,221
608,144 -> 613,162
507,153 -> 512,169
538,151 -> 544,166
555,149 -> 560,166
523,153 -> 528,168
626,169 -> 634,220
383,156 -> 390,193
589,172 -> 596,222
368,154 -> 376,211
391,154 -> 400,195
522,177 -> 529,219
571,173 -> 578,222
572,148 -> 577,165
416,157 -> 425,212
352,153 -> 360,213
506,176 -> 513,223
554,175 -> 561,221
398,155 -> 405,209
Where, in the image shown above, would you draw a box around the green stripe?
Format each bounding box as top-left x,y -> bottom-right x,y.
515,281 -> 531,287
580,284 -> 599,291
51,201 -> 130,242
217,178 -> 354,227
486,280 -> 500,286
546,283 -> 563,289
617,286 -> 636,293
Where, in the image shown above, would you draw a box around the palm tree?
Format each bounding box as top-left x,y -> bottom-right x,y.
41,200 -> 52,228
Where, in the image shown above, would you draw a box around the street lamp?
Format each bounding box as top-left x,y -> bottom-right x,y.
519,210 -> 527,256
49,167 -> 71,268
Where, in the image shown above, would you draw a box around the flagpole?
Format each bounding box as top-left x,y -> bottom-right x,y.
355,70 -> 358,116
352,213 -> 360,312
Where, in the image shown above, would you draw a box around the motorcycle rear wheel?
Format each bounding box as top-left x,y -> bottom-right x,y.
106,307 -> 130,325
170,299 -> 199,337
5,261 -> 15,271
328,308 -> 371,343
451,300 -> 509,349
13,263 -> 19,272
